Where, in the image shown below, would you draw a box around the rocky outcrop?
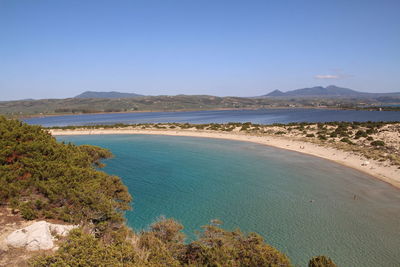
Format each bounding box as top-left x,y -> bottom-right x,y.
48,222 -> 77,237
5,221 -> 77,251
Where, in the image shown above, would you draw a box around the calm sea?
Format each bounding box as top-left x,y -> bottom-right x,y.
59,134 -> 400,267
25,108 -> 399,127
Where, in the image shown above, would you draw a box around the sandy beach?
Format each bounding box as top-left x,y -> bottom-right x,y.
50,128 -> 400,189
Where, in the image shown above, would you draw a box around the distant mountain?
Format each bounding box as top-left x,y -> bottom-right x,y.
265,89 -> 286,97
262,85 -> 400,98
285,85 -> 359,96
75,91 -> 143,98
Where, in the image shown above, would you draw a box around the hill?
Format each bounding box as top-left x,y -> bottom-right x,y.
265,89 -> 286,96
0,92 -> 399,117
285,85 -> 359,97
263,85 -> 400,98
75,91 -> 143,98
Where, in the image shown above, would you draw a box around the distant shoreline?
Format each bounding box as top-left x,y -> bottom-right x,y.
18,106 -> 380,119
50,128 -> 400,190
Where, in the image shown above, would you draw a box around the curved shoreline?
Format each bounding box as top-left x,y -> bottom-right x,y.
49,128 -> 400,189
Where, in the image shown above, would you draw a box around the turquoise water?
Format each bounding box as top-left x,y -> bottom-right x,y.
58,135 -> 400,267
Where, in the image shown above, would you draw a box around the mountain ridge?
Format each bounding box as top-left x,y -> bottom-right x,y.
75,91 -> 144,98
261,85 -> 400,98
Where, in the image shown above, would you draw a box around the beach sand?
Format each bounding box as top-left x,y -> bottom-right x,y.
50,128 -> 400,189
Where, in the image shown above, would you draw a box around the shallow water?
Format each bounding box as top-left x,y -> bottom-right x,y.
58,134 -> 400,267
26,108 -> 400,127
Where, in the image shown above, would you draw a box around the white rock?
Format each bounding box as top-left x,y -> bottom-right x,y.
48,223 -> 76,237
5,221 -> 77,251
5,228 -> 28,248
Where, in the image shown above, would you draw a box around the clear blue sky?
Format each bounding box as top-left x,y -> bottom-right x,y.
1,0 -> 399,100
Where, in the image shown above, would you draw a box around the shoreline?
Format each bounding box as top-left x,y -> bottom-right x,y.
49,128 -> 400,189
18,106 -> 363,119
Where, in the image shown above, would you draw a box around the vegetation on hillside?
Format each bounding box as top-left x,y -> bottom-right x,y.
0,116 -> 339,266
0,116 -> 132,239
1,94 -> 399,117
308,256 -> 338,267
32,219 -> 292,267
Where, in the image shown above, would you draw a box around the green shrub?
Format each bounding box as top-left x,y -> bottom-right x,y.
32,219 -> 294,267
371,140 -> 385,146
355,130 -> 367,139
240,124 -> 251,131
20,202 -> 38,220
366,128 -> 376,135
308,255 -> 338,267
31,229 -> 141,267
0,116 -> 131,232
340,138 -> 354,145
182,225 -> 292,267
329,132 -> 337,138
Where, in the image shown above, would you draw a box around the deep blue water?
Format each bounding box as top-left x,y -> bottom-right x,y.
58,134 -> 400,267
25,109 -> 399,127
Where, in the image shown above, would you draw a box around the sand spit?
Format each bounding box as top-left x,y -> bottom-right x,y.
50,128 -> 400,189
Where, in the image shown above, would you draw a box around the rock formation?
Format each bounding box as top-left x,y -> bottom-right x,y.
5,221 -> 77,251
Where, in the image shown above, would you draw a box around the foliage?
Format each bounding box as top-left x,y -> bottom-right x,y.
31,229 -> 141,267
182,225 -> 293,267
340,138 -> 353,145
308,256 -> 338,267
371,140 -> 385,146
0,116 -> 131,234
354,130 -> 367,139
19,201 -> 38,220
32,218 -> 295,267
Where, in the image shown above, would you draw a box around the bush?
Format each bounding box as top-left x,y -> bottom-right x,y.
182,224 -> 292,267
308,255 -> 338,267
355,130 -> 367,139
31,229 -> 141,267
149,217 -> 185,244
371,140 -> 385,146
329,132 -> 337,138
366,128 -> 376,135
340,138 -> 354,145
19,202 -> 38,220
0,116 -> 131,232
306,134 -> 315,137
32,219 -> 294,267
